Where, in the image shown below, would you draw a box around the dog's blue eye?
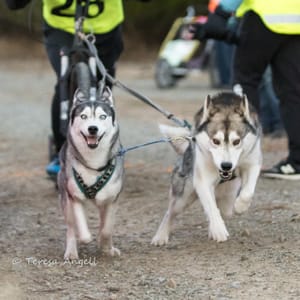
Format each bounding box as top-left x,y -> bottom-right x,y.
81,114 -> 87,120
99,115 -> 107,120
233,139 -> 240,146
212,138 -> 220,145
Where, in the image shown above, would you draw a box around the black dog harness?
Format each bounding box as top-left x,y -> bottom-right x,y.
72,160 -> 115,199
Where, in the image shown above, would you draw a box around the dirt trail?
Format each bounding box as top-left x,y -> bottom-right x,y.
0,55 -> 300,300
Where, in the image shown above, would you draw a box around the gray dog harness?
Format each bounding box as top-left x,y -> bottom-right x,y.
72,161 -> 115,199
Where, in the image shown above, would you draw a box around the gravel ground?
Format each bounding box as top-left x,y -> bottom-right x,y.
0,53 -> 300,300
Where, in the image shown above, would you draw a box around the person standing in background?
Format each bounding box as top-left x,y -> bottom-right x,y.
208,0 -> 285,137
208,0 -> 234,88
259,66 -> 285,138
194,0 -> 300,180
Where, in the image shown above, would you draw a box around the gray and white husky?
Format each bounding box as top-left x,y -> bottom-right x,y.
58,87 -> 124,260
152,92 -> 262,245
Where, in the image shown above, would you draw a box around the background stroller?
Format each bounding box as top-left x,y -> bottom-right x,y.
154,6 -> 230,89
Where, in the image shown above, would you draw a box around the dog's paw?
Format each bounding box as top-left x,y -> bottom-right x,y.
151,232 -> 169,246
105,247 -> 121,257
99,237 -> 121,256
64,249 -> 79,260
208,219 -> 229,242
234,196 -> 252,214
79,234 -> 93,244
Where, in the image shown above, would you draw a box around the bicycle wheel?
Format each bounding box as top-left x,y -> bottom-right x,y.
154,58 -> 176,89
59,61 -> 91,138
69,61 -> 91,105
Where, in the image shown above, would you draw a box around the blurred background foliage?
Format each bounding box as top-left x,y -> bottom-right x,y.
0,0 -> 208,48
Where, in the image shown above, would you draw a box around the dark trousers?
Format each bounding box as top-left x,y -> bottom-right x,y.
233,11 -> 300,164
259,66 -> 283,133
43,22 -> 124,153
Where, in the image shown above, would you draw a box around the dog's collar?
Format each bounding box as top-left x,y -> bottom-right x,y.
72,160 -> 116,199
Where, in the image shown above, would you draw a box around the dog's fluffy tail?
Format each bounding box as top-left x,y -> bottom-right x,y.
159,124 -> 191,155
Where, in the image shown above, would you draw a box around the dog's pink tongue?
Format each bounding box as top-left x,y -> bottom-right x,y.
86,136 -> 98,146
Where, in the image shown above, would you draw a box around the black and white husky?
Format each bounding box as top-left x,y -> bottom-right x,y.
58,88 -> 124,260
152,92 -> 262,245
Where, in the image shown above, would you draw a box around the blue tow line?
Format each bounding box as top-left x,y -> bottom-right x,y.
116,135 -> 192,157
117,137 -> 171,157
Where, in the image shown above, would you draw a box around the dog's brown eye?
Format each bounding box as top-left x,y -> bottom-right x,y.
212,138 -> 220,145
81,114 -> 87,120
99,114 -> 107,120
233,139 -> 240,146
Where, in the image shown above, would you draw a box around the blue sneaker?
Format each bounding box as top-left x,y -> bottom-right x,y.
46,156 -> 60,178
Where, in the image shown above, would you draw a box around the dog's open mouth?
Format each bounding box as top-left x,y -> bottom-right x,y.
81,132 -> 105,149
219,170 -> 233,181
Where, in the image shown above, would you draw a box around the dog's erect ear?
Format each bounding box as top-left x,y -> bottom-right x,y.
73,89 -> 87,106
240,94 -> 255,126
240,94 -> 250,118
101,86 -> 114,106
240,94 -> 257,133
159,124 -> 191,155
200,95 -> 211,125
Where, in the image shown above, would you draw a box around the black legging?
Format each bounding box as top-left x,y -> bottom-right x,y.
43,21 -> 124,154
233,11 -> 300,164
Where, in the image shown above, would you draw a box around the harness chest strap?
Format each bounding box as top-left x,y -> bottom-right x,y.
72,162 -> 116,199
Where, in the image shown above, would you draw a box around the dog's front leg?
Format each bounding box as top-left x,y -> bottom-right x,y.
98,202 -> 120,256
72,201 -> 92,244
194,179 -> 229,242
216,178 -> 241,219
234,164 -> 261,214
62,195 -> 79,260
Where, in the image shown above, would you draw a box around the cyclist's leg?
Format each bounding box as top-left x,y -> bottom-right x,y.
51,84 -> 65,153
272,35 -> 300,165
43,22 -> 73,176
232,12 -> 273,111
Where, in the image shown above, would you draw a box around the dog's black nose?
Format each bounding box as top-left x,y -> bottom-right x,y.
88,126 -> 98,135
221,162 -> 232,171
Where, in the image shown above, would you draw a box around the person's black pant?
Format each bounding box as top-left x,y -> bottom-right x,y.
43,22 -> 124,154
233,11 -> 300,164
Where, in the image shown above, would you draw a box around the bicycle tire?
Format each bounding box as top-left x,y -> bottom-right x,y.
69,61 -> 91,105
58,61 -> 92,138
154,59 -> 176,89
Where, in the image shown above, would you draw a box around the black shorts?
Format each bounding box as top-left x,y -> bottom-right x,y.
43,20 -> 124,79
